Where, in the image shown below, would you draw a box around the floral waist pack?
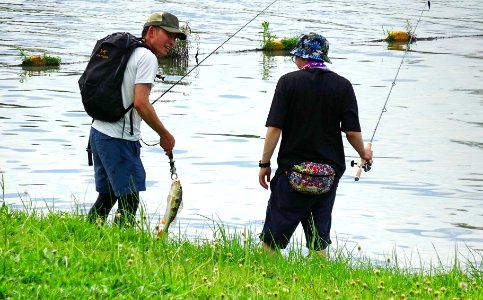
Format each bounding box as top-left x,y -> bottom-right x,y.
286,162 -> 335,195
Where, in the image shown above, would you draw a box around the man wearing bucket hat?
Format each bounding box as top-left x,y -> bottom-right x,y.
258,32 -> 373,256
87,12 -> 186,226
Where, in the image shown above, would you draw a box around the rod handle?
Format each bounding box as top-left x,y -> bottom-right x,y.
354,143 -> 372,181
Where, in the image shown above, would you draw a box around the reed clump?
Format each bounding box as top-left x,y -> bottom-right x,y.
1,203 -> 481,299
260,21 -> 297,51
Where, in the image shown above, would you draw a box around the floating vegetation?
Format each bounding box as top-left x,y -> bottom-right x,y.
385,20 -> 414,43
386,31 -> 412,43
260,21 -> 297,51
20,49 -> 61,67
263,37 -> 298,51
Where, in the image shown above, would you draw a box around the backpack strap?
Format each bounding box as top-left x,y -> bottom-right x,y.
129,109 -> 134,136
86,137 -> 93,166
125,38 -> 157,136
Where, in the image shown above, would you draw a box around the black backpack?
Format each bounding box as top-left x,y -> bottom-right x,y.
80,32 -> 149,166
78,32 -> 148,122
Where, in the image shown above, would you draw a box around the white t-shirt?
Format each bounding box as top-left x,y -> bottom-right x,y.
92,47 -> 158,141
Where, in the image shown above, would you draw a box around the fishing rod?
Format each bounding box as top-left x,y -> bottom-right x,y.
150,0 -> 279,107
352,0 -> 431,181
141,0 -> 279,149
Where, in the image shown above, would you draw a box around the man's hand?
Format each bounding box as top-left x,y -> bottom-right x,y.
159,132 -> 175,156
258,166 -> 272,190
362,143 -> 373,164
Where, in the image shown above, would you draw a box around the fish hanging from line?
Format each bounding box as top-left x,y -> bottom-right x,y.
156,178 -> 183,239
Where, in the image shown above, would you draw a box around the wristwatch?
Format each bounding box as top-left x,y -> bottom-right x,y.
259,160 -> 270,168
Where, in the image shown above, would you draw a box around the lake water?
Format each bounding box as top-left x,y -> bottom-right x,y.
0,0 -> 482,269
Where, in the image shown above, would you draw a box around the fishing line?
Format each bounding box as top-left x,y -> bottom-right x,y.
369,1 -> 431,144
352,1 -> 431,180
141,0 -> 279,147
150,0 -> 279,107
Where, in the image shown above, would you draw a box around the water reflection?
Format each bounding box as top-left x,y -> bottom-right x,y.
261,52 -> 276,80
18,66 -> 60,83
372,180 -> 455,197
388,227 -> 479,242
158,57 -> 189,77
451,139 -> 483,149
386,42 -> 409,51
453,223 -> 483,231
197,133 -> 260,139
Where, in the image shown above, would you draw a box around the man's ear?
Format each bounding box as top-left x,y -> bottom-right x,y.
147,26 -> 157,38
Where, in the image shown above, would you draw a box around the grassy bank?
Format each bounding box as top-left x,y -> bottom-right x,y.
0,204 -> 481,299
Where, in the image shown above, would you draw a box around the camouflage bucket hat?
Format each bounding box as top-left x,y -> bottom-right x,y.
290,32 -> 332,63
144,12 -> 187,40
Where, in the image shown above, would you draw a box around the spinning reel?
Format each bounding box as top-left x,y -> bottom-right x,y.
351,159 -> 373,181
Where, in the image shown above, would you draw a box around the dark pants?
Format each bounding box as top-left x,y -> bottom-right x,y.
261,172 -> 337,251
87,192 -> 139,226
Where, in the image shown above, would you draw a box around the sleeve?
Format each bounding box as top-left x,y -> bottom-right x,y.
265,76 -> 289,129
340,81 -> 362,132
135,48 -> 158,85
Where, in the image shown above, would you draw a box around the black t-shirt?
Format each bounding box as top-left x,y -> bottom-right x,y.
266,68 -> 361,177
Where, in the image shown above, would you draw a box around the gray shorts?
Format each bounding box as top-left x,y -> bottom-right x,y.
90,127 -> 146,197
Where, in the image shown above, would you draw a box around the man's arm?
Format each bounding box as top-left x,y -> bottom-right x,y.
258,126 -> 282,189
345,131 -> 372,161
133,83 -> 175,155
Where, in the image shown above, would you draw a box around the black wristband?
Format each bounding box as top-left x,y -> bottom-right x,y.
259,160 -> 270,168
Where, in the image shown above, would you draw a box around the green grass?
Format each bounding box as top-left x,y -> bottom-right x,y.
0,202 -> 481,299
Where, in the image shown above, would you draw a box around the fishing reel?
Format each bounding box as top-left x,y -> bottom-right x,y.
351,160 -> 372,172
351,159 -> 373,181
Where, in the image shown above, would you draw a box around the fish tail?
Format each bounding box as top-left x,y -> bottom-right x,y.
156,229 -> 165,239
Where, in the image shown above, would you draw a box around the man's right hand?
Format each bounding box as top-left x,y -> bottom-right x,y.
362,143 -> 373,163
159,132 -> 175,156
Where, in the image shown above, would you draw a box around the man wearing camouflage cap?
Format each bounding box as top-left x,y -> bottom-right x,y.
258,32 -> 373,257
87,12 -> 185,226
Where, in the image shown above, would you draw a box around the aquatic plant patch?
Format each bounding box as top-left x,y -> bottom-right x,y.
19,49 -> 61,67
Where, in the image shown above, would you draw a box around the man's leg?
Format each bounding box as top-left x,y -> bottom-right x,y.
87,192 -> 117,224
302,188 -> 337,256
262,242 -> 280,256
114,192 -> 140,226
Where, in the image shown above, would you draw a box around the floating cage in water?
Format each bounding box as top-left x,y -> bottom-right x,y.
166,22 -> 192,61
159,22 -> 197,76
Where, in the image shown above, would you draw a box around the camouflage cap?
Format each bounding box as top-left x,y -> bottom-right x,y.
144,12 -> 187,40
290,32 -> 332,63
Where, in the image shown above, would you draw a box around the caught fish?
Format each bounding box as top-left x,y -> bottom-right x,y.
156,179 -> 183,238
